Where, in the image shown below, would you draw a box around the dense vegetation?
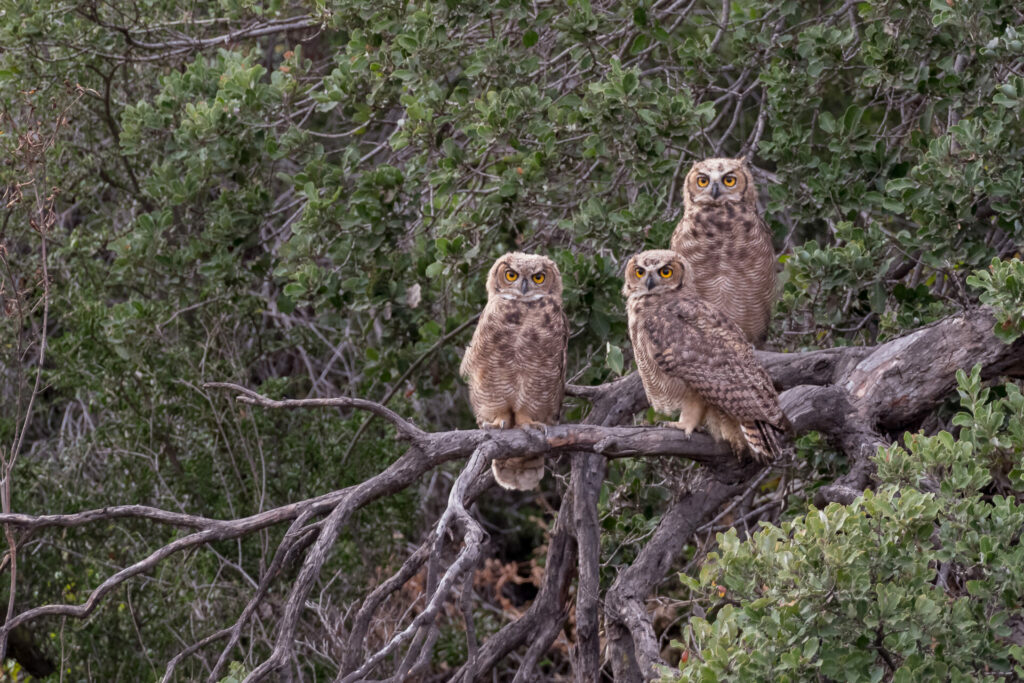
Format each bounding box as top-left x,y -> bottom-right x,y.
0,0 -> 1022,679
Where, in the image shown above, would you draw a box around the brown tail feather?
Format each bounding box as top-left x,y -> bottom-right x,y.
740,420 -> 791,465
492,456 -> 545,490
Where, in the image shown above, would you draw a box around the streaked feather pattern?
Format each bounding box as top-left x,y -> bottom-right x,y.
670,157 -> 777,344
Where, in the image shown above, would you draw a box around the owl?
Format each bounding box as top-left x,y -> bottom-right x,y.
460,252 -> 570,490
669,157 -> 777,344
622,250 -> 790,464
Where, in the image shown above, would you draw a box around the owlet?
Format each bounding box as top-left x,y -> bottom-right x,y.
460,253 -> 570,490
670,157 -> 777,344
623,250 -> 790,464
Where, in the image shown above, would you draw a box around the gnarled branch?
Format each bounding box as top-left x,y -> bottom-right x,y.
1,306 -> 1020,680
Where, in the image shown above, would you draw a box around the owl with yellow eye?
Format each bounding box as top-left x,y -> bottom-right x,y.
669,157 -> 777,345
623,250 -> 790,464
460,252 -> 570,490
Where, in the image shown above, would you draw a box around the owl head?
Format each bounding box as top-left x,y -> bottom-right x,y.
684,156 -> 755,207
621,250 -> 687,299
486,252 -> 563,302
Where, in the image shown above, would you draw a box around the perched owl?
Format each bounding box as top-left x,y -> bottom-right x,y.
623,250 -> 790,464
460,253 -> 570,490
669,157 -> 777,344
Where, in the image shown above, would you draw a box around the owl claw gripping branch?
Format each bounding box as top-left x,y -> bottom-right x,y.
460,253 -> 570,490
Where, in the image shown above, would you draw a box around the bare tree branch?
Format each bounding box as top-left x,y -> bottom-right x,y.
0,306 -> 1020,678
203,382 -> 428,442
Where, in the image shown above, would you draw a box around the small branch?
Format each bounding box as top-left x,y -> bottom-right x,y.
204,382 -> 427,442
122,16 -> 321,51
340,313 -> 480,463
708,0 -> 730,54
336,445 -> 491,683
0,506 -> 219,531
340,543 -> 432,674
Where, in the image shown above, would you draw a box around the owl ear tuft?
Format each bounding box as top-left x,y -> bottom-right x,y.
737,153 -> 749,165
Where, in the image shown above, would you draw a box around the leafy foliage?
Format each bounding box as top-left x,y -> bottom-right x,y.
671,366 -> 1024,681
969,258 -> 1024,343
0,0 -> 1021,677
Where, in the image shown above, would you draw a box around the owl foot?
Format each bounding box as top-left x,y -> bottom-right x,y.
516,420 -> 549,436
658,420 -> 704,436
480,417 -> 510,430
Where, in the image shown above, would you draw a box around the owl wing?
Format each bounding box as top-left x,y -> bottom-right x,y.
558,308 -> 570,384
642,297 -> 784,428
459,327 -> 478,381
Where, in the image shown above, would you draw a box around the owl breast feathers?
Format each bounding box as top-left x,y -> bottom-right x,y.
624,250 -> 790,464
670,156 -> 777,344
461,253 -> 570,490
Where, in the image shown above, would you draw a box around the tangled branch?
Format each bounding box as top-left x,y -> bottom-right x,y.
0,306 -> 1019,680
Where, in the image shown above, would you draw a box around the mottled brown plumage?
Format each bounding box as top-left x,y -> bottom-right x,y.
669,157 -> 777,344
623,250 -> 790,464
461,253 -> 569,489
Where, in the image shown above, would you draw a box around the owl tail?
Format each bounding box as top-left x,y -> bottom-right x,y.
740,420 -> 792,465
492,456 -> 545,491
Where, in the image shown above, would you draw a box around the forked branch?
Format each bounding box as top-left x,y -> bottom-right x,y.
0,306 -> 1019,680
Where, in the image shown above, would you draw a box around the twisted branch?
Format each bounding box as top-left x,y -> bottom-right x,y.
0,307 -> 1019,679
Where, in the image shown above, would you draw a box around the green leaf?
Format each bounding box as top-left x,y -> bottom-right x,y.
622,71 -> 638,94
606,342 -> 624,376
819,111 -> 836,133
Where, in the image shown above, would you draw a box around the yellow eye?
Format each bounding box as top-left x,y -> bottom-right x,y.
505,270 -> 518,282
722,174 -> 737,187
531,272 -> 545,284
659,266 -> 673,278
634,267 -> 645,278
696,175 -> 709,188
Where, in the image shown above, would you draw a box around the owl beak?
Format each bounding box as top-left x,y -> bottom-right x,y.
644,273 -> 655,291
711,182 -> 721,199
520,279 -> 529,295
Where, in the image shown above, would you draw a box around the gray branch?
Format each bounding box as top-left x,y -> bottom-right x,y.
1,307 -> 1020,680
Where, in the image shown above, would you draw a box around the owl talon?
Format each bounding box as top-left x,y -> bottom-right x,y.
658,420 -> 699,435
516,420 -> 548,435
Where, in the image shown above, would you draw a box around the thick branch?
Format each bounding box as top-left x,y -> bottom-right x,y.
605,475 -> 752,681
570,450 -> 605,679
5,306 -> 1020,678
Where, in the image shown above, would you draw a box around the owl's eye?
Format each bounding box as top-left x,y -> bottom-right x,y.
505,270 -> 519,282
722,174 -> 737,187
532,272 -> 545,284
696,175 -> 710,188
634,267 -> 646,278
659,266 -> 673,278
